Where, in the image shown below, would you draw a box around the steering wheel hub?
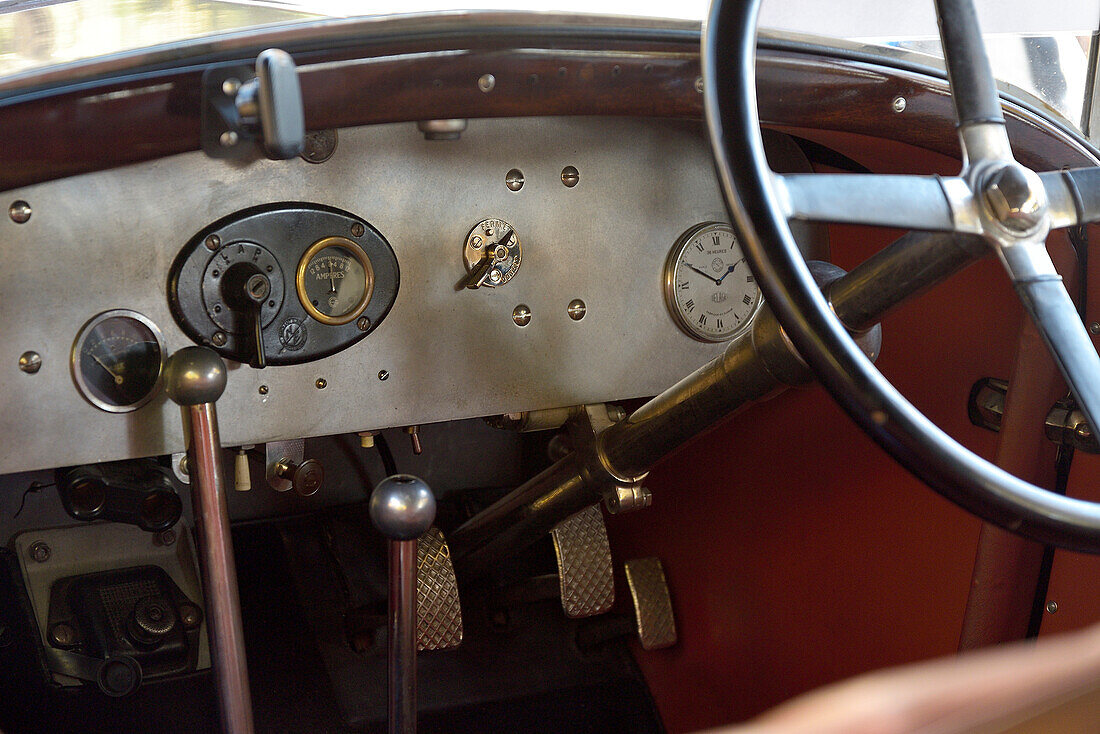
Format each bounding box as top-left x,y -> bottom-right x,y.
981,163 -> 1046,234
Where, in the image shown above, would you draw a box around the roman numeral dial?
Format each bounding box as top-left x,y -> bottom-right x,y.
663,222 -> 762,342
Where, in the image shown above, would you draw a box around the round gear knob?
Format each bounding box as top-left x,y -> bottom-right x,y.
369,474 -> 436,541
163,346 -> 227,406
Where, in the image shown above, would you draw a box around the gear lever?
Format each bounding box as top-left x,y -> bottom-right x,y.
369,475 -> 436,734
164,347 -> 254,734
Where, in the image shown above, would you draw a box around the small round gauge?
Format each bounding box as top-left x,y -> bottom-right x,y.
296,235 -> 375,325
663,222 -> 762,342
71,310 -> 165,413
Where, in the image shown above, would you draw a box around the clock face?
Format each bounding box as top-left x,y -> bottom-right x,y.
664,222 -> 762,342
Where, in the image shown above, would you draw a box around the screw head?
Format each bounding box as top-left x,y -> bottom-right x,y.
179,603 -> 203,629
49,623 -> 76,647
300,129 -> 338,164
567,299 -> 587,321
378,369 -> 390,381
478,74 -> 496,93
258,384 -> 269,395
156,529 -> 177,546
694,76 -> 704,93
315,378 -> 327,390
204,234 -> 221,251
505,168 -> 525,192
219,131 -> 239,148
18,351 -> 41,374
29,542 -> 50,563
561,166 -> 580,188
983,164 -> 1045,233
1046,600 -> 1059,614
1089,322 -> 1099,335
512,304 -> 532,327
8,200 -> 31,224
357,316 -> 371,331
892,96 -> 907,113
211,331 -> 228,347
221,77 -> 241,96
351,222 -> 366,238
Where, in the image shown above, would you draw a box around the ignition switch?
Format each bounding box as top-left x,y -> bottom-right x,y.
457,218 -> 522,289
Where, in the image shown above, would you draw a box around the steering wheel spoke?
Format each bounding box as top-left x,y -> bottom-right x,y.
1040,168 -> 1100,228
774,173 -> 970,232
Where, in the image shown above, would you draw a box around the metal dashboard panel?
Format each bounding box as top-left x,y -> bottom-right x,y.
0,117 -> 733,473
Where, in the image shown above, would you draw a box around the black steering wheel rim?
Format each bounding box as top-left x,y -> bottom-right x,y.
703,0 -> 1100,553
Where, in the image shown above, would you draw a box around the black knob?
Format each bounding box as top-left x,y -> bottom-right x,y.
274,457 -> 324,497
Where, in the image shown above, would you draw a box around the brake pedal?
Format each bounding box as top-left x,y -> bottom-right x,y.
624,557 -> 677,650
416,527 -> 463,650
550,505 -> 614,618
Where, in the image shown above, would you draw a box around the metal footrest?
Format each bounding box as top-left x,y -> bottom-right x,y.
416,527 -> 463,650
624,557 -> 677,650
550,505 -> 614,618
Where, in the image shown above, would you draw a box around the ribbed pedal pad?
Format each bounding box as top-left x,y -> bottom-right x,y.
550,505 -> 614,618
416,527 -> 463,650
624,557 -> 677,650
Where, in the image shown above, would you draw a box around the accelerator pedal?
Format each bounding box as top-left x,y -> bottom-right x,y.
624,557 -> 677,650
416,527 -> 463,650
550,505 -> 614,618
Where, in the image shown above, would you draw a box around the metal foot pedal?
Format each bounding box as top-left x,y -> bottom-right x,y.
550,505 -> 614,618
624,557 -> 677,650
416,527 -> 463,650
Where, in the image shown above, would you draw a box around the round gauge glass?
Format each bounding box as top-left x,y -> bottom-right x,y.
664,222 -> 762,342
296,236 -> 375,325
71,310 -> 165,413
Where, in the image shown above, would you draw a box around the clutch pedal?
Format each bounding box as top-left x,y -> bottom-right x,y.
416,527 -> 463,650
550,505 -> 614,618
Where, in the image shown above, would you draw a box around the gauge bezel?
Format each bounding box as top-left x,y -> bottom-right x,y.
70,309 -> 166,413
295,235 -> 376,326
663,221 -> 763,343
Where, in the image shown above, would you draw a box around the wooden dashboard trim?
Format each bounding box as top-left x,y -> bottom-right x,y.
0,27 -> 1095,193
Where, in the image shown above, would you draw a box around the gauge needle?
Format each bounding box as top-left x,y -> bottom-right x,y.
683,262 -> 720,285
91,353 -> 124,384
330,274 -> 337,293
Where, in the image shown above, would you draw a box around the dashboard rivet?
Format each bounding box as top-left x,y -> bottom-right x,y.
222,77 -> 241,96
378,370 -> 390,381
694,76 -> 703,94
505,169 -> 525,192
1046,600 -> 1059,614
561,166 -> 580,188
204,234 -> 221,251
478,74 -> 496,93
567,299 -> 587,321
18,351 -> 41,374
351,222 -> 366,237
892,96 -> 907,113
156,529 -> 176,546
315,378 -> 327,390
28,541 -> 50,563
357,316 -> 371,331
258,385 -> 269,395
219,131 -> 239,147
211,331 -> 227,347
512,304 -> 532,327
8,200 -> 31,224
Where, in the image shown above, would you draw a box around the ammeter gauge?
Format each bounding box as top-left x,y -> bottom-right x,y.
71,310 -> 165,412
663,222 -> 762,342
296,236 -> 375,325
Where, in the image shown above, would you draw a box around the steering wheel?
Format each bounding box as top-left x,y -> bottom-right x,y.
703,0 -> 1100,552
